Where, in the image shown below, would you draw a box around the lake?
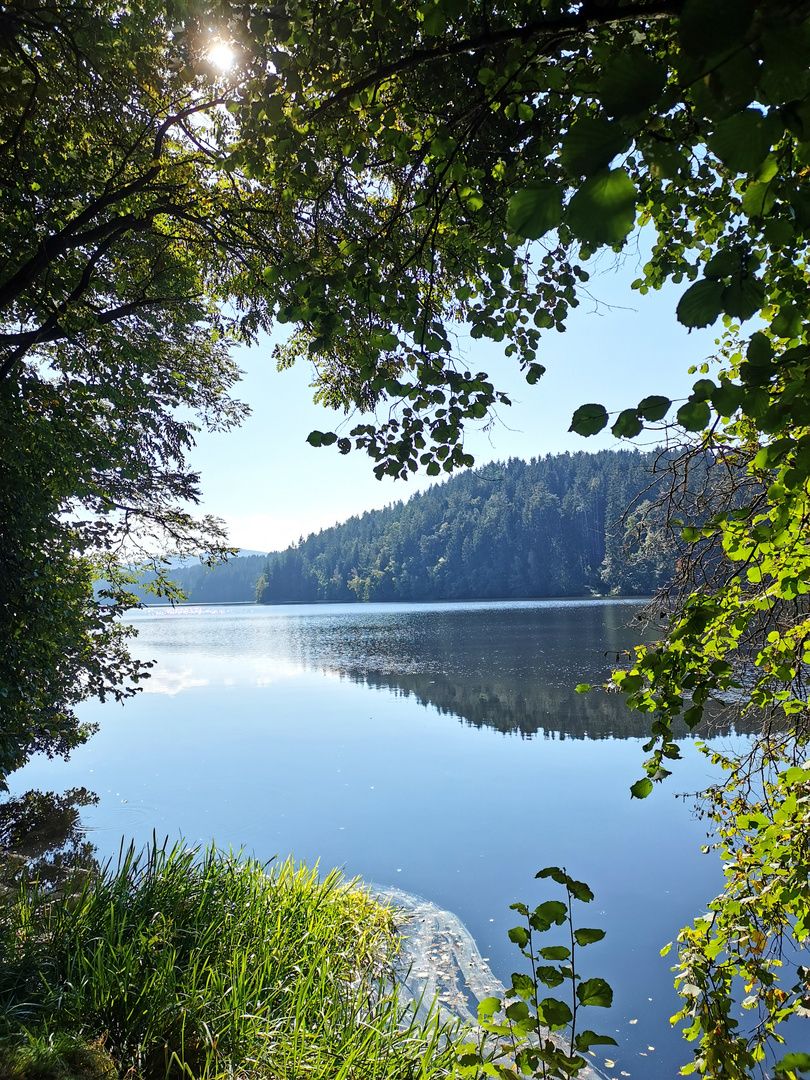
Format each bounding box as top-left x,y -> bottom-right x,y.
6,599 -> 745,1079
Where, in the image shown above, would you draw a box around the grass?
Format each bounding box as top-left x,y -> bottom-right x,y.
0,841 -> 460,1080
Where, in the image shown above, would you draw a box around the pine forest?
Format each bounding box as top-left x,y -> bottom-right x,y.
257,449 -> 674,604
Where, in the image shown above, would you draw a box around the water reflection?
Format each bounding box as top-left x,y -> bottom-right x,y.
128,601 -> 754,740
0,788 -> 100,894
5,600 -> 749,1080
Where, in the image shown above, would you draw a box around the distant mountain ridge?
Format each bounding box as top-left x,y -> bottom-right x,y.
256,449 -> 675,605
129,552 -> 276,605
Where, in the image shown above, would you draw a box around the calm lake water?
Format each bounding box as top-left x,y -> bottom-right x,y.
8,599 -> 747,1079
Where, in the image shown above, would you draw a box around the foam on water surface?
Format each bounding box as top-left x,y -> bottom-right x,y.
373,884 -> 607,1080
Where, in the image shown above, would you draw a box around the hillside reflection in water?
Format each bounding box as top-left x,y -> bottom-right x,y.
4,599 -> 752,1080
136,598 -> 748,740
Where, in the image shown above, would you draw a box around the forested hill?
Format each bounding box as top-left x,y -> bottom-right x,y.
125,553 -> 275,605
256,450 -> 675,604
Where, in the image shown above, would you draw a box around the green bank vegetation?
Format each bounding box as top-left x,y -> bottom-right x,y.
0,843 -> 456,1080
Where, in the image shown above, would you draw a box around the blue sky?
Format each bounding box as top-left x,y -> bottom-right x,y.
188,246 -> 722,552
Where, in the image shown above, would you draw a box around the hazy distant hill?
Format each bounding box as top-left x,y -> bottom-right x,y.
130,552 -> 276,605
257,449 -> 676,604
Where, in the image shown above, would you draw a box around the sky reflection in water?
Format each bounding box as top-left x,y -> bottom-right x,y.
8,600 -> 749,1080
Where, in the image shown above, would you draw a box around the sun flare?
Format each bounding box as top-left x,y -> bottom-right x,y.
207,40 -> 235,72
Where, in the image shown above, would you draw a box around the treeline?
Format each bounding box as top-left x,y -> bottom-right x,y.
257,450 -> 675,604
130,553 -> 274,605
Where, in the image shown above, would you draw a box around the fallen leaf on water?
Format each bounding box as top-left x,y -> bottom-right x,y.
604,1061 -> 615,1069
629,1019 -> 638,1024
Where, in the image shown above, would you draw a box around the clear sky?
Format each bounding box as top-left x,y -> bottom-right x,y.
188,243 -> 722,553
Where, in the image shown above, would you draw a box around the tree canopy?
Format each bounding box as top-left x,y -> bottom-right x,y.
1,0 -> 264,774
4,0 -> 810,1073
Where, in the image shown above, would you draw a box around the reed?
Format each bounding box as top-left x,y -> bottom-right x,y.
0,841 -> 458,1080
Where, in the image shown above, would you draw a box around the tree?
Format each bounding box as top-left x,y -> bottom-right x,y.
0,0 -> 267,776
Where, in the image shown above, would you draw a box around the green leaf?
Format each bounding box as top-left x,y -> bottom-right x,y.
539,997 -> 573,1027
644,140 -> 689,180
505,1000 -> 530,1021
510,972 -> 535,999
760,25 -> 810,104
711,382 -> 744,417
762,216 -> 794,248
536,866 -> 567,884
683,704 -> 703,729
747,332 -> 773,365
690,378 -> 716,402
676,279 -> 725,328
507,184 -> 564,239
637,395 -> 671,421
753,437 -> 795,469
566,168 -> 637,245
774,1053 -> 810,1074
742,180 -> 777,219
706,109 -> 781,175
574,1031 -> 619,1050
611,409 -> 642,438
421,6 -> 446,36
575,683 -> 592,693
536,965 -> 565,988
569,403 -> 608,436
574,927 -> 606,946
722,275 -> 765,321
576,977 -> 614,1008
690,47 -> 759,119
307,430 -> 324,446
704,247 -> 744,279
508,926 -> 530,948
677,399 -> 711,430
597,50 -> 667,117
771,305 -> 803,338
560,118 -> 628,177
530,900 -> 568,931
679,0 -> 756,58
539,945 -> 571,960
630,778 -> 653,799
567,878 -> 594,903
477,996 -> 502,1019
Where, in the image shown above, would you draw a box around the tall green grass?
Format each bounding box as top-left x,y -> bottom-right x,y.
0,841 -> 458,1080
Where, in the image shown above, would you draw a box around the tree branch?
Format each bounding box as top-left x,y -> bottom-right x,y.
0,98 -> 221,315
312,0 -> 683,116
0,293 -> 191,380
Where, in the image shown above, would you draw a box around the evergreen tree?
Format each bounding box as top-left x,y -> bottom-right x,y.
257,450 -> 676,604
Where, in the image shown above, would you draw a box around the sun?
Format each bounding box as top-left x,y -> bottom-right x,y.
207,40 -> 235,73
